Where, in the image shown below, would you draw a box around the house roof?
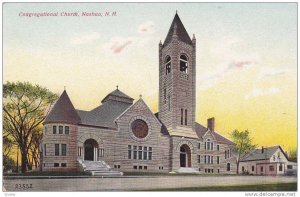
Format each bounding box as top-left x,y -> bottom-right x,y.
195,122 -> 235,145
163,13 -> 193,47
44,90 -> 81,125
240,145 -> 284,162
77,100 -> 132,129
101,88 -> 133,104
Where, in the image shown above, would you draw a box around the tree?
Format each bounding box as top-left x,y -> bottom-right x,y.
288,148 -> 297,162
27,127 -> 43,169
230,129 -> 256,174
3,81 -> 58,173
3,135 -> 15,158
3,155 -> 16,173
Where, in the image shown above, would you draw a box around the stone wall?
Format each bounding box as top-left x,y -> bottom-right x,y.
42,123 -> 78,172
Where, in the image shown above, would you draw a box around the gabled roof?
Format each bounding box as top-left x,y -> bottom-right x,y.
44,90 -> 81,124
101,89 -> 133,104
195,122 -> 235,145
115,99 -> 162,127
240,145 -> 287,162
77,100 -> 132,129
163,13 -> 193,47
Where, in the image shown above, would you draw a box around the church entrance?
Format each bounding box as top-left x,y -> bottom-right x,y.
84,139 -> 99,161
180,144 -> 191,167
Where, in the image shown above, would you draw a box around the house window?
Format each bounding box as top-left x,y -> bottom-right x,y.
53,126 -> 57,134
273,155 -> 275,161
206,139 -> 210,150
211,156 -> 213,164
128,145 -> 132,159
55,144 -> 59,156
287,165 -> 293,169
184,109 -> 187,125
148,147 -> 152,160
179,54 -> 188,74
198,143 -> 201,149
227,163 -> 230,171
138,146 -> 143,160
168,95 -> 171,111
279,164 -> 283,171
252,166 -> 255,171
61,163 -> 67,167
217,145 -> 220,151
99,148 -> 104,157
133,146 -> 137,159
144,166 -> 147,170
217,156 -> 220,164
163,88 -> 167,104
197,155 -> 200,163
59,126 -> 63,134
242,166 -> 245,171
139,166 -> 142,170
208,156 -> 211,164
61,144 -> 67,156
204,155 -> 207,164
78,147 -> 82,157
44,144 -> 46,156
133,166 -> 137,169
218,169 -> 220,173
181,109 -> 183,125
269,166 -> 274,171
54,163 -> 59,167
260,166 -> 264,172
211,142 -> 213,150
143,147 -> 148,160
165,56 -> 171,75
65,126 -> 69,135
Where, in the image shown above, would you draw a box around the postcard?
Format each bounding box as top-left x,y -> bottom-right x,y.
2,2 -> 297,193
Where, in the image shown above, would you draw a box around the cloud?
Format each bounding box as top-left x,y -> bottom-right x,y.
138,21 -> 155,34
102,37 -> 134,54
257,67 -> 290,79
70,32 -> 100,45
199,60 -> 257,90
245,87 -> 280,100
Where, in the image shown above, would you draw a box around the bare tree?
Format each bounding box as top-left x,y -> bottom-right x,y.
3,81 -> 58,173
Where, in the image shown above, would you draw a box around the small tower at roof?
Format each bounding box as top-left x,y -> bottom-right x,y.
44,90 -> 81,125
158,13 -> 197,138
101,88 -> 134,104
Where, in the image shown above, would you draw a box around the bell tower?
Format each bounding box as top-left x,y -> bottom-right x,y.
158,13 -> 197,138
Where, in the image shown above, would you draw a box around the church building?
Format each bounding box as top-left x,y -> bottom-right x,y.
41,13 -> 237,175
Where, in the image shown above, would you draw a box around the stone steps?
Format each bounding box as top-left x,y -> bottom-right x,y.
176,167 -> 200,174
78,159 -> 122,176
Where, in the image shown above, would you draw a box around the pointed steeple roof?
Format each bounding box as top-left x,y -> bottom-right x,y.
101,88 -> 134,104
44,90 -> 81,124
163,13 -> 192,47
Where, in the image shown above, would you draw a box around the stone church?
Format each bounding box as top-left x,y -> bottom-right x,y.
41,13 -> 237,175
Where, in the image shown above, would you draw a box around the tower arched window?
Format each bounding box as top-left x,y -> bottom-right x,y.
165,56 -> 171,75
179,54 -> 188,74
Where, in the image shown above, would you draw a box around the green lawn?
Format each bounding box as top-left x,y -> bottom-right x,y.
146,182 -> 297,191
123,171 -> 238,176
4,171 -> 91,177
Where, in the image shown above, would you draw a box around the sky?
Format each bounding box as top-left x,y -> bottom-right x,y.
3,3 -> 297,151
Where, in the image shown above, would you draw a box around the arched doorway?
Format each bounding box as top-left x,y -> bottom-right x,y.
180,144 -> 191,167
84,139 -> 99,161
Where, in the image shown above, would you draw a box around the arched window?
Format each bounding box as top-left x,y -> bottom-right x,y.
179,54 -> 188,74
227,163 -> 230,171
165,56 -> 171,75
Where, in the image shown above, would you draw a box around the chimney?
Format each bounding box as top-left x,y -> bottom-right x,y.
262,146 -> 264,153
207,117 -> 215,132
